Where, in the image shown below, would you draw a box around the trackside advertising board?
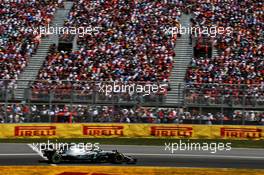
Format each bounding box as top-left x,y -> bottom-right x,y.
0,124 -> 263,140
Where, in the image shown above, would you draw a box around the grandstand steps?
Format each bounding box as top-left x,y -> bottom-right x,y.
14,1 -> 74,100
72,35 -> 79,51
212,47 -> 219,57
165,14 -> 192,106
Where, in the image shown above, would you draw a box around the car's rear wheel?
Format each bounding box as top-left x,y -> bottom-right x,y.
51,153 -> 62,164
111,154 -> 124,164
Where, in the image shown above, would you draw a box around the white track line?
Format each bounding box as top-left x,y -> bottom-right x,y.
125,153 -> 264,160
28,144 -> 47,160
0,153 -> 38,156
1,150 -> 262,161
27,144 -> 57,166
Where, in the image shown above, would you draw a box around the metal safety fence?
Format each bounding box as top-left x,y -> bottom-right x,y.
0,80 -> 263,124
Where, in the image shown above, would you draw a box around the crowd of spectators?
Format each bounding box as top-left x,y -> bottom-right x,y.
1,103 -> 263,125
33,0 -> 184,97
0,0 -> 62,87
185,0 -> 263,105
0,0 -> 263,119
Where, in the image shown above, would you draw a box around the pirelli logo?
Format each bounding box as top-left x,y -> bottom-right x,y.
151,126 -> 193,137
83,126 -> 124,136
14,126 -> 56,137
221,128 -> 262,139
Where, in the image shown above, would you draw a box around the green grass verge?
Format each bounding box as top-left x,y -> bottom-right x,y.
0,138 -> 264,148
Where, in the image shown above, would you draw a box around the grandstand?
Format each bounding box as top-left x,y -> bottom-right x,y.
0,0 -> 263,125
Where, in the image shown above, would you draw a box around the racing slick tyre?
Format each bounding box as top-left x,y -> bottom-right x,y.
111,154 -> 124,164
51,153 -> 62,164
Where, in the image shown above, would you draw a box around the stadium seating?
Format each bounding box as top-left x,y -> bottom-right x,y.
185,0 -> 263,105
33,0 -> 183,98
0,1 -> 61,86
0,0 -> 263,124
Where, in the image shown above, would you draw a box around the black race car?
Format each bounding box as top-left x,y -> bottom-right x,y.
42,145 -> 137,164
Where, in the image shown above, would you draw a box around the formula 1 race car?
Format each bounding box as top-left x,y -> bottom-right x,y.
42,145 -> 137,164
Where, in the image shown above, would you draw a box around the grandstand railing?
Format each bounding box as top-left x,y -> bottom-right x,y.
0,80 -> 263,108
0,79 -> 263,124
0,101 -> 263,125
184,83 -> 264,108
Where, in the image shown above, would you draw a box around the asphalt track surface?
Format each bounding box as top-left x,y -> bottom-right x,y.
0,143 -> 263,169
